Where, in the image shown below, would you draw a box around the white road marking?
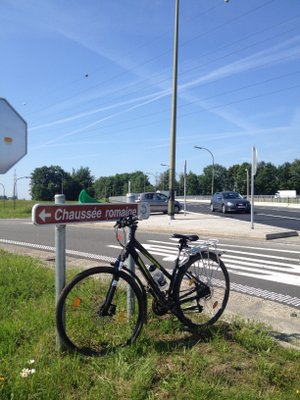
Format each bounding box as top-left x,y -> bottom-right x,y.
256,212 -> 300,221
1,237 -> 299,307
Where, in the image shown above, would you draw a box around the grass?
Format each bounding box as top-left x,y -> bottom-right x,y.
0,249 -> 300,400
0,198 -> 298,220
0,200 -> 38,218
0,199 -> 80,219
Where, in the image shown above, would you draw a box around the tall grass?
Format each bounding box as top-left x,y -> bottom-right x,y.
0,199 -> 77,219
0,250 -> 299,400
0,200 -> 37,218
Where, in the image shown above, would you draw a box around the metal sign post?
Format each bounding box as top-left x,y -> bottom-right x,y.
126,194 -> 136,318
183,160 -> 187,216
251,146 -> 258,229
54,194 -> 66,350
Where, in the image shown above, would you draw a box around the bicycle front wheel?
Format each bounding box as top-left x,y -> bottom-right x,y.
56,266 -> 145,356
174,252 -> 230,331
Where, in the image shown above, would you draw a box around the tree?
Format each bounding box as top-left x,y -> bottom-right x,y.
277,162 -> 291,190
288,159 -> 300,193
211,164 -> 228,193
227,164 -> 240,192
61,167 -> 95,201
255,162 -> 278,195
130,171 -> 150,193
94,176 -> 114,199
239,163 -> 251,195
186,171 -> 199,195
31,165 -> 66,201
71,167 -> 95,195
94,171 -> 152,199
29,158 -> 300,201
157,170 -> 169,191
227,163 -> 251,195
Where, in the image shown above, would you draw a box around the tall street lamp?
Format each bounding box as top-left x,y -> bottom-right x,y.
245,168 -> 249,199
146,172 -> 158,190
160,163 -> 169,191
56,171 -> 64,194
0,182 -> 5,208
194,146 -> 215,196
13,176 -> 30,209
168,0 -> 179,219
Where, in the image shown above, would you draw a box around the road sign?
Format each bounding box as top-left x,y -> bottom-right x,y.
0,98 -> 27,174
32,202 -> 149,225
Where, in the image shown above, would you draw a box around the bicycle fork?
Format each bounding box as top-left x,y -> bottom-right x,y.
98,260 -> 124,318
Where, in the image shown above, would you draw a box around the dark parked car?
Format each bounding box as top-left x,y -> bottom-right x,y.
135,192 -> 182,214
210,191 -> 251,214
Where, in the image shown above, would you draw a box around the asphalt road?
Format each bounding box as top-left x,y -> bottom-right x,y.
185,202 -> 300,231
0,218 -> 299,310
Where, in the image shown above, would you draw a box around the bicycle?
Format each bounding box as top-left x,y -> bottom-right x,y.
56,215 -> 230,356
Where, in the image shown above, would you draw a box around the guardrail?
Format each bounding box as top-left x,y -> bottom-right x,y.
176,195 -> 300,204
108,194 -> 300,205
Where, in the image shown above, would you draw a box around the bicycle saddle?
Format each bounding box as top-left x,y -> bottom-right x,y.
172,234 -> 199,242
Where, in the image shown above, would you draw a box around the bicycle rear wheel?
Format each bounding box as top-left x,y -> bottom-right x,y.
56,266 -> 145,356
174,252 -> 229,331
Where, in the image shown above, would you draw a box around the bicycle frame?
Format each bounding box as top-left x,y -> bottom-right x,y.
113,223 -> 182,307
112,218 -> 222,313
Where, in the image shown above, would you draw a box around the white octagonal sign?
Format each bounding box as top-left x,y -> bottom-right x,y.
0,98 -> 27,174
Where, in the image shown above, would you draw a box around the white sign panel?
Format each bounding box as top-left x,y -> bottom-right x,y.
0,98 -> 27,174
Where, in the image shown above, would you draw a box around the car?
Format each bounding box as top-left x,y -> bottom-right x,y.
210,191 -> 251,214
135,192 -> 182,214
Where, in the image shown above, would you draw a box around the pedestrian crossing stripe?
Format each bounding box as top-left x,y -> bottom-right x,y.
1,238 -> 299,308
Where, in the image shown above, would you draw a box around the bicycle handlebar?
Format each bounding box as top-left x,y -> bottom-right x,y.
114,215 -> 139,229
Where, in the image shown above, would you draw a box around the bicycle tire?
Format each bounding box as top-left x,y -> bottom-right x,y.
56,266 -> 145,356
174,252 -> 230,331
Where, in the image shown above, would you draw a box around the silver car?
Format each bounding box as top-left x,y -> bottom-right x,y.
210,191 -> 251,214
136,192 -> 182,214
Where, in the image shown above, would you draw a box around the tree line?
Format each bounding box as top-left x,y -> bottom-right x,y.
29,160 -> 300,201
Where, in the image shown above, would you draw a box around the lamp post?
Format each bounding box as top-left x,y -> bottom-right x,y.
56,171 -> 64,194
160,163 -> 169,191
146,172 -> 158,191
194,146 -> 215,196
13,176 -> 30,209
168,0 -> 180,219
0,182 -> 5,208
245,168 -> 249,199
183,159 -> 187,215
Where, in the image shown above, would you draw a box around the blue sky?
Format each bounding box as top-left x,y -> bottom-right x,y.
1,0 -> 300,199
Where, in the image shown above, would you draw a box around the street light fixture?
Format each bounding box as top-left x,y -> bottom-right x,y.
194,146 -> 215,196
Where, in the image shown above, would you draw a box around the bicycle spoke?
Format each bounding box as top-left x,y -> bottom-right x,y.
56,267 -> 144,356
175,253 -> 230,330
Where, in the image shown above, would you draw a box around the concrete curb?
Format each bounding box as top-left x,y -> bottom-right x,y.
266,231 -> 299,240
